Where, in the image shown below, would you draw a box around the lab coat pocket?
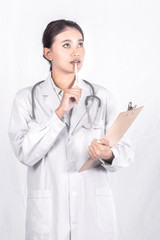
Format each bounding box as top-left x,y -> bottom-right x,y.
82,119 -> 105,140
82,119 -> 105,129
96,188 -> 116,233
26,190 -> 53,239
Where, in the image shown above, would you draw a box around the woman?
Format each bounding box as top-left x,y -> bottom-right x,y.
8,19 -> 133,240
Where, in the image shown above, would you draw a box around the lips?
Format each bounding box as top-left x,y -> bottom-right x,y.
70,60 -> 81,64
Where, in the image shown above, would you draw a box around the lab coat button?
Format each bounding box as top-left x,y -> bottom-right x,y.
69,162 -> 76,171
72,190 -> 77,197
68,135 -> 73,141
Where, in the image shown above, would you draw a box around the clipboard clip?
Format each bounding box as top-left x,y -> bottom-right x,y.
127,102 -> 137,111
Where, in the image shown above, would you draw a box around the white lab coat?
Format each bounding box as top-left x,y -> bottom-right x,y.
8,74 -> 134,240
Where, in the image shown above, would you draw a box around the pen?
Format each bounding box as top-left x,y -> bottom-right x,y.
75,63 -> 78,86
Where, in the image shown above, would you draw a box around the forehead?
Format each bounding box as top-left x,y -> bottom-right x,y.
54,27 -> 83,42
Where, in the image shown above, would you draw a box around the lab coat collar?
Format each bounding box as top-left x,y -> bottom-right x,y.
41,73 -> 90,135
40,73 -> 60,112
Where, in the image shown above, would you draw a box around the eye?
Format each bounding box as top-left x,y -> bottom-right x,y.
63,43 -> 70,48
78,42 -> 84,48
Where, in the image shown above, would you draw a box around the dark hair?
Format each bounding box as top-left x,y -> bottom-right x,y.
42,19 -> 84,71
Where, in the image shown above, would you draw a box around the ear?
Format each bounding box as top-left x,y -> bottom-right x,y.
43,48 -> 53,61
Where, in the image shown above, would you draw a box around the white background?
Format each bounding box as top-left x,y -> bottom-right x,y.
0,0 -> 160,239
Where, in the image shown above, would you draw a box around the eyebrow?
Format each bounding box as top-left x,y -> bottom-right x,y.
61,39 -> 84,43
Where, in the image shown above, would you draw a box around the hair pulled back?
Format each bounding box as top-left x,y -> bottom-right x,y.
42,19 -> 84,71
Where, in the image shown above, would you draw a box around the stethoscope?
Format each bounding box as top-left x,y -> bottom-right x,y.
31,79 -> 101,129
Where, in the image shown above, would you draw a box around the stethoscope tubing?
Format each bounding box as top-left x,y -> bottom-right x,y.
31,80 -> 45,120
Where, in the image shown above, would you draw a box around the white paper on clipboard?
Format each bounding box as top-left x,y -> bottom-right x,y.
78,106 -> 144,173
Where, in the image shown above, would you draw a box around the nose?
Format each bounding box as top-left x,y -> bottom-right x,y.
72,53 -> 80,57
72,47 -> 80,57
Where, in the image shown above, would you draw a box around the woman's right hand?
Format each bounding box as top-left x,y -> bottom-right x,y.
55,86 -> 82,119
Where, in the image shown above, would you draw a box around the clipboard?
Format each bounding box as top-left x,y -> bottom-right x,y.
78,106 -> 144,173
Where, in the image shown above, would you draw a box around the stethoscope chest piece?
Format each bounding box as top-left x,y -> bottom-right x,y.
84,97 -> 101,129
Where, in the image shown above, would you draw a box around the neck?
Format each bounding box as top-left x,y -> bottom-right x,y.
51,70 -> 75,90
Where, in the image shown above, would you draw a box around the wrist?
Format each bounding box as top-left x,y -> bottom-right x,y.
55,107 -> 66,119
103,152 -> 115,164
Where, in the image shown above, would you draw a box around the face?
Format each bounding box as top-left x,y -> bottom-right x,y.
44,27 -> 85,74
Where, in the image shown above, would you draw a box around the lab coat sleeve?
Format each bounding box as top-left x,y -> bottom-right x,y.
8,91 -> 66,167
100,92 -> 134,172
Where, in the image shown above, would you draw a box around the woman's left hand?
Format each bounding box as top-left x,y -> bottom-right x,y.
88,138 -> 114,161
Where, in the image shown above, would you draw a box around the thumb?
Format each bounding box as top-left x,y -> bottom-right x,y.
99,138 -> 110,146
